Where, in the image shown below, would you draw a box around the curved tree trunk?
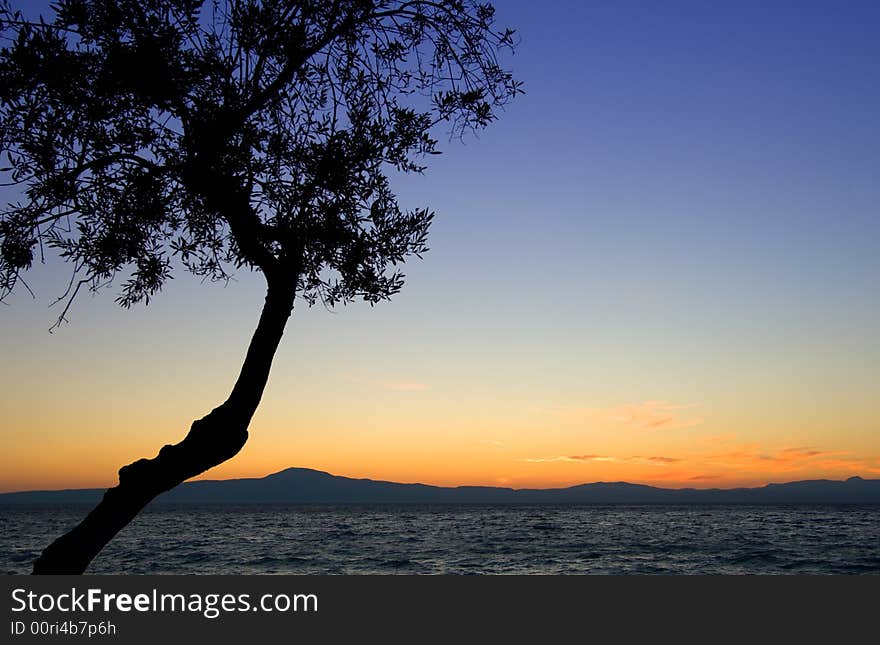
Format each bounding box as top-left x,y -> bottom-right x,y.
32,278 -> 296,574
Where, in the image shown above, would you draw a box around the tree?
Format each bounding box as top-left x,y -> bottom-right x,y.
0,0 -> 519,574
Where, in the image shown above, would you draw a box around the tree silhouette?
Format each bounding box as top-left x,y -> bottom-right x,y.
0,0 -> 519,574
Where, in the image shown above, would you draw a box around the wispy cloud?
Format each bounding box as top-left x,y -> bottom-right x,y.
518,438 -> 879,486
779,447 -> 829,458
695,443 -> 880,478
521,455 -> 608,464
605,401 -> 702,430
713,446 -> 845,467
522,456 -> 577,463
522,454 -> 680,466
640,456 -> 682,464
537,401 -> 702,431
479,439 -> 505,448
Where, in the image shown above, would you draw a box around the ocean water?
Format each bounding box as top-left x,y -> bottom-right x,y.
2,504 -> 879,575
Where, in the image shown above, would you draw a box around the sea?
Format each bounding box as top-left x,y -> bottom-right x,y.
2,504 -> 879,574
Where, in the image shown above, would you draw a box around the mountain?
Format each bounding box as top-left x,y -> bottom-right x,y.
1,468 -> 879,504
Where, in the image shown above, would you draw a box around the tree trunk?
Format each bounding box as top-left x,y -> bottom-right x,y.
32,278 -> 296,574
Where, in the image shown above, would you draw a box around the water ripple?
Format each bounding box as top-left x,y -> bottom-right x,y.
1,504 -> 878,574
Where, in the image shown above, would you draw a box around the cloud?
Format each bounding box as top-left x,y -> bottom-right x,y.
640,456 -> 682,464
522,455 -> 680,466
699,443 -> 879,477
779,447 -> 830,458
519,437 -> 880,485
521,455 -> 610,464
717,446 -> 844,466
521,456 -> 592,463
479,439 -> 505,448
539,401 -> 702,431
605,401 -> 702,430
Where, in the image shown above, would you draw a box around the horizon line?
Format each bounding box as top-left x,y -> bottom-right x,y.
0,466 -> 874,496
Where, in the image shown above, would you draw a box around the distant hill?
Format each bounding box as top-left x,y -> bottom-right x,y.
2,468 -> 879,505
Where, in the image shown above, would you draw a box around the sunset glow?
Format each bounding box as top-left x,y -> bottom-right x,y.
2,0 -> 878,494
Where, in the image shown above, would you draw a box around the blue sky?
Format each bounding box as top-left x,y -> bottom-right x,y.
2,1 -> 878,490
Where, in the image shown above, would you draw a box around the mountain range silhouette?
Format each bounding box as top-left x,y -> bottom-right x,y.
2,468 -> 879,504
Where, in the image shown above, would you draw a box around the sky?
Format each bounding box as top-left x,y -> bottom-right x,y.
1,0 -> 879,492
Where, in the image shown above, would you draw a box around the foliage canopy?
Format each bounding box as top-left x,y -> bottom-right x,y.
0,0 -> 520,324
